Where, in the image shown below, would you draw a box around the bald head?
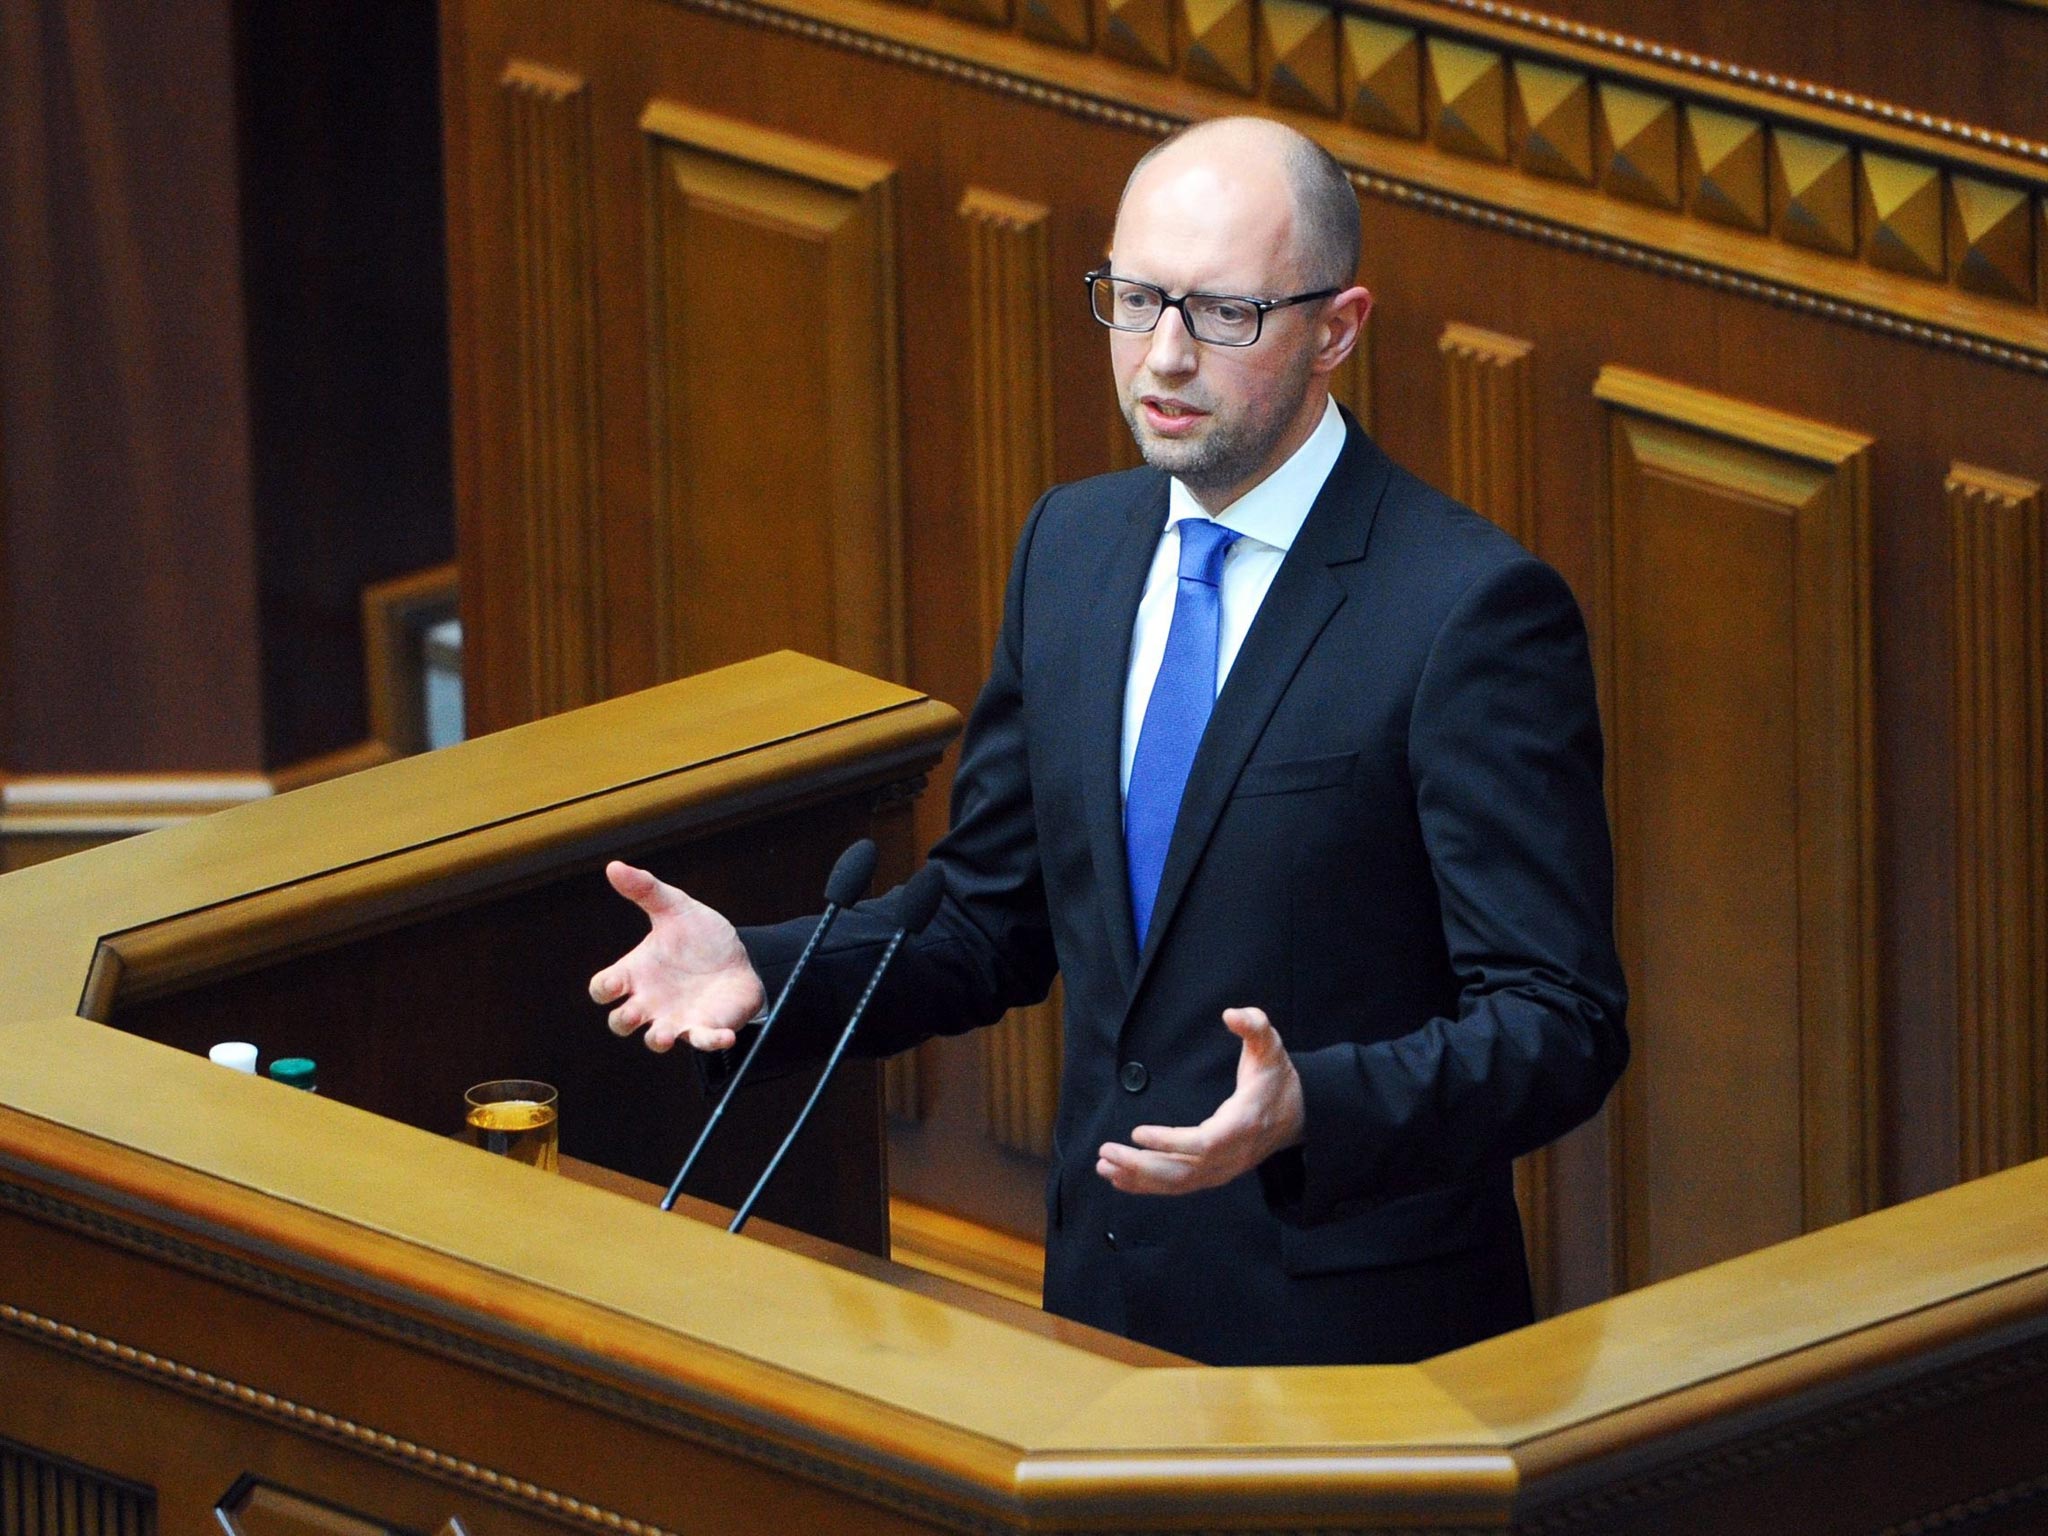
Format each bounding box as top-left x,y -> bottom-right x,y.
1120,118 -> 1361,291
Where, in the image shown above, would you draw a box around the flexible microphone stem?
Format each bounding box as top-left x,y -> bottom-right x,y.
728,864 -> 946,1235
658,838 -> 877,1213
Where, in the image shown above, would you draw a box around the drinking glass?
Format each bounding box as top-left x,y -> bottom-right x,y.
463,1079 -> 559,1171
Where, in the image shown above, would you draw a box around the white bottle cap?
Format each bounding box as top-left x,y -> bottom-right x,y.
209,1042 -> 259,1073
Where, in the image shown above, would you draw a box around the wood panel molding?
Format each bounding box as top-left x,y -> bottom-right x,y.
0,775 -> 274,838
985,981 -> 1062,1158
361,563 -> 460,759
0,1437 -> 153,1536
641,102 -> 905,683
500,62 -> 608,720
1438,321 -> 1544,1305
960,188 -> 1055,668
1438,321 -> 1534,546
0,1299 -> 677,1536
1950,462 -> 2047,1181
956,186 -> 1065,1159
1593,365 -> 1876,1290
672,0 -> 2048,372
887,1197 -> 1045,1306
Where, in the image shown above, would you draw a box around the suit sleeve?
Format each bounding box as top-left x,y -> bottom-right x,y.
735,492 -> 1062,1062
1271,557 -> 1629,1223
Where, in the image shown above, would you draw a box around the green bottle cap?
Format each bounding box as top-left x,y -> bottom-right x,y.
268,1057 -> 317,1090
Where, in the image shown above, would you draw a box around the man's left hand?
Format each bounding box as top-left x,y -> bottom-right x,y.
1096,1007 -> 1305,1194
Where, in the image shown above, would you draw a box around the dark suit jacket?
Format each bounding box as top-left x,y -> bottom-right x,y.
746,414 -> 1628,1366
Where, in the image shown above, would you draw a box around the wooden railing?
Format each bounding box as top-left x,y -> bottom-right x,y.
0,652 -> 2043,1534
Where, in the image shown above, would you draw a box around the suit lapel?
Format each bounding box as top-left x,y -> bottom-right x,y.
1125,419 -> 1390,1006
1078,472 -> 1170,1002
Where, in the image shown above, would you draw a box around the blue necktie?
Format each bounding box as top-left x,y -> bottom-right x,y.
1125,517 -> 1241,950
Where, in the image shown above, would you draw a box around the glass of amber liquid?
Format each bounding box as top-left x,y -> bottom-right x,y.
464,1080 -> 559,1171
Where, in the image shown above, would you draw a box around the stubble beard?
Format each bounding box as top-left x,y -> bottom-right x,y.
1119,353 -> 1317,496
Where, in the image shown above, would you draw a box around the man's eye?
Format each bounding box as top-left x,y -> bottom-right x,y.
1118,290 -> 1160,314
1201,301 -> 1250,327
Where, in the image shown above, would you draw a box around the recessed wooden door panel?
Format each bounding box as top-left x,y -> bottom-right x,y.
1950,463 -> 2047,1180
1596,366 -> 1875,1290
642,104 -> 903,685
501,62 -> 607,721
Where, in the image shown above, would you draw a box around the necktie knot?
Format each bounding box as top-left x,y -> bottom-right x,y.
1176,518 -> 1240,587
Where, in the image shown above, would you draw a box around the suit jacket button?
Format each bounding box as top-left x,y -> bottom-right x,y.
1119,1060 -> 1148,1093
1104,1230 -> 1118,1250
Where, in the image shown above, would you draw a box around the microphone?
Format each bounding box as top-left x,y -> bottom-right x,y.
728,864 -> 946,1235
658,837 -> 878,1213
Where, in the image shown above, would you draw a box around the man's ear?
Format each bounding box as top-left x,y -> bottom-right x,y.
1311,285 -> 1373,376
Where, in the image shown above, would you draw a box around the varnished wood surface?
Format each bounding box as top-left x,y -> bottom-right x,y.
441,0 -> 2048,1309
1,656 -> 2047,1532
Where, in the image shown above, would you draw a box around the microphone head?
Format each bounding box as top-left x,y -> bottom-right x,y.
898,864 -> 946,933
824,838 -> 879,907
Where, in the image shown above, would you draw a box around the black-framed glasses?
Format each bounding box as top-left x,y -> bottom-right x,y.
1085,266 -> 1339,347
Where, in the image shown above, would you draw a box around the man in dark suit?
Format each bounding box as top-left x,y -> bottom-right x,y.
591,116 -> 1627,1366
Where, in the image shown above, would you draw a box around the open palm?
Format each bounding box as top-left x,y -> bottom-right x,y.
588,862 -> 765,1052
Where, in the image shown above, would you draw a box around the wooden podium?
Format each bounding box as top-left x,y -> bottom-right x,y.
2,653 -> 2046,1535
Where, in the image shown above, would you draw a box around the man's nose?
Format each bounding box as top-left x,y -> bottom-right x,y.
1143,306 -> 1198,377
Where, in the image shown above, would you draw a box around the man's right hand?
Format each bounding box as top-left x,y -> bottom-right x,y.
588,862 -> 767,1052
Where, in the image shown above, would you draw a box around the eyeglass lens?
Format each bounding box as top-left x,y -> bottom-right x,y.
1090,277 -> 1263,346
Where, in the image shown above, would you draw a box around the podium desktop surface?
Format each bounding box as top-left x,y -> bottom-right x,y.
1,654 -> 2046,1535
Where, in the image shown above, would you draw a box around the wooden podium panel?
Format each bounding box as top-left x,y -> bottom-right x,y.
1,654 -> 2046,1534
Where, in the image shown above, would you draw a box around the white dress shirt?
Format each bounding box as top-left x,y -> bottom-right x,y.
1120,396 -> 1347,796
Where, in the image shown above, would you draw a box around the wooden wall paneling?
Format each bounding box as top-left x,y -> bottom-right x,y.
789,0 -> 2048,372
958,188 -> 1063,1158
1437,321 -> 1534,546
1949,463 -> 2047,1180
361,563 -> 461,759
431,0 -> 2048,1302
1437,320 -> 1548,1309
502,62 -> 607,721
0,1438 -> 154,1536
1331,306 -> 1373,432
1178,0 -> 1259,96
640,103 -> 904,685
1593,366 -> 1876,1290
1262,0 -> 1338,117
1947,174 -> 2036,303
1441,0 -> 2048,147
961,190 -> 1055,669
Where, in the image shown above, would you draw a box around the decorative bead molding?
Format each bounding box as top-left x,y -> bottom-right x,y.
895,0 -> 2048,317
0,1300 -> 684,1536
663,0 -> 2048,373
0,1177 -> 1011,1536
1388,0 -> 2048,165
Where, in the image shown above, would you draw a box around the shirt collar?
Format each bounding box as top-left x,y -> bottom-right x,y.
1165,396 -> 1346,551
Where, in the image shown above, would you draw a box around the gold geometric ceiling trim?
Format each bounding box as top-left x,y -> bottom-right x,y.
1340,16 -> 1421,137
1860,152 -> 1946,280
1597,81 -> 1680,210
1262,0 -> 1337,116
1097,0 -> 1173,70
1772,128 -> 1859,256
937,0 -> 1012,27
1683,105 -> 1768,233
1512,58 -> 1591,184
1180,0 -> 1258,95
1424,34 -> 1508,162
1948,176 -> 2037,303
673,0 -> 2048,372
1019,0 -> 1091,47
1374,0 -> 2048,169
872,0 -> 2048,324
